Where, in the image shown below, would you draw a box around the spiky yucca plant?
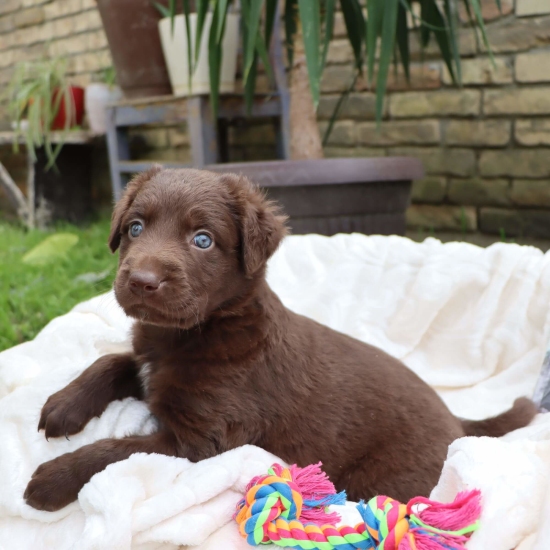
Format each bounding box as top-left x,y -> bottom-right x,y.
165,0 -> 498,159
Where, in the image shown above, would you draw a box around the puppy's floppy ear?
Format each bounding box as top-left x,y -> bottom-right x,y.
108,165 -> 163,252
224,174 -> 288,277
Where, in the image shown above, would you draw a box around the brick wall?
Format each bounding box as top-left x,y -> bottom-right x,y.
1,0 -> 550,238
320,0 -> 550,238
0,0 -> 109,104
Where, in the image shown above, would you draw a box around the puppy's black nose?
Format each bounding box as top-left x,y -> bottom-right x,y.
129,271 -> 161,295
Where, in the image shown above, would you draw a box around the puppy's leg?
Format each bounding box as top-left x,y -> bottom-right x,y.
24,430 -> 177,511
38,353 -> 143,439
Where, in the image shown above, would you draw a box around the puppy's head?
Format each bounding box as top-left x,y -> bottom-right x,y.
109,167 -> 287,328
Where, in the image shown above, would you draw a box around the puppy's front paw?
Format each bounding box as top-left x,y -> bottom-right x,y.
24,455 -> 83,511
38,390 -> 94,440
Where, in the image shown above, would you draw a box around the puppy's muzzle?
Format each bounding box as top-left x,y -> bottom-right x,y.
129,271 -> 162,297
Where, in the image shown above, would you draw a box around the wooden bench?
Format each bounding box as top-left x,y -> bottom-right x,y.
104,92 -> 291,201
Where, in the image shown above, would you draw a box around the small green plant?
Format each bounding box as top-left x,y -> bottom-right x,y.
6,56 -> 75,170
499,227 -> 516,244
460,207 -> 469,238
153,1 -> 174,18
416,226 -> 436,240
101,66 -> 117,88
153,1 -> 202,18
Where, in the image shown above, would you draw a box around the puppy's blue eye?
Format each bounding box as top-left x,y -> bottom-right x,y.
193,233 -> 212,249
129,222 -> 143,238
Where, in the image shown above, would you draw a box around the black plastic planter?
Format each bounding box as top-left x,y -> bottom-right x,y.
208,157 -> 423,236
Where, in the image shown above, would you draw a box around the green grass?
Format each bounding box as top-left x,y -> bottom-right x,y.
0,218 -> 117,351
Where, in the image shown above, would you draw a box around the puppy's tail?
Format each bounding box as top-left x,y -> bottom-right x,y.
460,397 -> 538,438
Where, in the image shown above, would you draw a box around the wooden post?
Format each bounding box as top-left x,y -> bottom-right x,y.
187,96 -> 218,167
106,106 -> 130,201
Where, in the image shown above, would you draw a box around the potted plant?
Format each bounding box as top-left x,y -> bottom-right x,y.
5,57 -> 94,226
7,56 -> 85,170
155,2 -> 240,96
85,67 -> 123,134
161,0 -> 496,151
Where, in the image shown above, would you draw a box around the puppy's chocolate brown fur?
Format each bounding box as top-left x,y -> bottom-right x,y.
25,167 -> 537,511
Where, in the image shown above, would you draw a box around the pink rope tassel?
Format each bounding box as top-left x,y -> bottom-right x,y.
396,490 -> 482,550
271,462 -> 346,525
409,490 -> 482,532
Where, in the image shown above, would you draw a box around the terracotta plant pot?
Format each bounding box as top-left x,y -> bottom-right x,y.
50,86 -> 85,130
95,0 -> 172,98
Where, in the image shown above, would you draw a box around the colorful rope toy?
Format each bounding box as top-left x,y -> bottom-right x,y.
235,463 -> 481,550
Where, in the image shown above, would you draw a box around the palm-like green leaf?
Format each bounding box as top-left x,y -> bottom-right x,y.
153,2 -> 171,18
242,1 -> 255,115
422,0 -> 456,82
165,0 -> 207,92
260,0 -> 279,99
443,0 -> 462,82
320,0 -> 336,73
297,0 -> 321,107
244,52 -> 258,115
169,0 -> 176,33
255,30 -> 275,83
460,0 -> 475,31
322,68 -> 359,145
241,0 -> 265,80
194,0 -> 210,69
340,0 -> 364,71
396,0 -> 410,80
469,0 -> 495,60
265,0 -> 278,46
207,0 -> 231,118
208,3 -> 222,118
284,0 -> 298,68
366,0 -> 383,83
215,0 -> 229,42
420,3 -> 431,48
181,0 -> 193,94
375,0 -> 399,120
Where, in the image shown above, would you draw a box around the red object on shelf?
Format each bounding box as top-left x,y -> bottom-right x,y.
50,86 -> 85,130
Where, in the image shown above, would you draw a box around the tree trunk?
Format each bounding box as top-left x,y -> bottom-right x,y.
288,38 -> 324,160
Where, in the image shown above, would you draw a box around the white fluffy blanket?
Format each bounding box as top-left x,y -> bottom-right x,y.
2,234 -> 550,550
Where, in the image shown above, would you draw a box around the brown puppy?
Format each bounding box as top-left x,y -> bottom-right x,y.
24,167 -> 537,511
